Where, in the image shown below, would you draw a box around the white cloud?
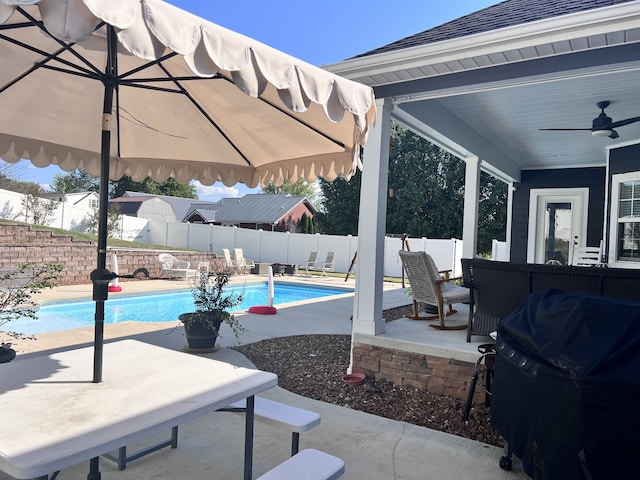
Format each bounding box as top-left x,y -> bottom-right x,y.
193,181 -> 241,201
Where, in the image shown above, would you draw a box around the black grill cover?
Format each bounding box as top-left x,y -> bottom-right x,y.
492,288 -> 640,480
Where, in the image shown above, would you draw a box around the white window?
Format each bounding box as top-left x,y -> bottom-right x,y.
90,199 -> 99,209
609,172 -> 640,266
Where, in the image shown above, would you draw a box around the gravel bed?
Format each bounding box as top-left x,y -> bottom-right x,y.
233,306 -> 503,447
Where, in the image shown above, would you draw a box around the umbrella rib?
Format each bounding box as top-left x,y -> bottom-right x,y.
0,34 -> 101,94
118,81 -> 184,94
222,75 -> 347,150
0,21 -> 33,31
16,7 -> 105,77
155,61 -> 254,166
119,52 -> 180,79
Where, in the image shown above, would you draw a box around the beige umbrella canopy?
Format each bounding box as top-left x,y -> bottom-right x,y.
0,0 -> 375,187
0,0 -> 375,384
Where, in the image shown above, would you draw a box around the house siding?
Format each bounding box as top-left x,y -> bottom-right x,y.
605,143 -> 640,259
609,143 -> 640,175
511,167 -> 606,263
273,203 -> 314,232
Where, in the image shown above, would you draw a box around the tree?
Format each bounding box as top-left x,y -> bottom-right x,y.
261,179 -> 320,208
21,194 -> 57,225
477,174 -> 508,254
0,263 -> 64,331
110,175 -> 196,199
316,170 -> 361,235
51,169 -> 99,193
318,123 -> 507,255
83,204 -> 122,238
385,124 -> 466,239
0,160 -> 43,195
299,212 -> 318,234
51,170 -> 197,199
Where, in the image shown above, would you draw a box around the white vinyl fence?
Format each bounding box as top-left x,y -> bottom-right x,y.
0,188 -> 468,277
138,220 -> 465,277
492,239 -> 509,261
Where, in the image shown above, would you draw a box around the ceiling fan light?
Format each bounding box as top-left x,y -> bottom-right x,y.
592,129 -> 612,137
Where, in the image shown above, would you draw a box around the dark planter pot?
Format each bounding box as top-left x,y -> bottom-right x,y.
179,311 -> 223,350
0,346 -> 16,363
423,304 -> 439,314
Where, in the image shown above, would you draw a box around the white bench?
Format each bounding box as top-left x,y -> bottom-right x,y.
108,396 -> 321,469
257,449 -> 344,480
227,397 -> 321,456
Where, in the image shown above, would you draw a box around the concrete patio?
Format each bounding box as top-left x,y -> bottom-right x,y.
0,276 -> 528,479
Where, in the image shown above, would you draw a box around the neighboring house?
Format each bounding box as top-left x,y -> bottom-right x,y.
109,195 -> 177,222
109,192 -> 218,223
325,0 -> 640,336
183,193 -> 316,232
40,191 -> 99,211
120,191 -> 215,222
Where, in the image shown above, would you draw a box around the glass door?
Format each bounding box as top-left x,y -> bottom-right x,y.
541,202 -> 572,264
527,188 -> 588,264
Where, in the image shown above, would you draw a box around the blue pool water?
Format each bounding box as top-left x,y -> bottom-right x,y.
9,282 -> 352,334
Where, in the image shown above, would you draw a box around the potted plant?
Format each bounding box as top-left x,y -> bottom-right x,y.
179,268 -> 245,351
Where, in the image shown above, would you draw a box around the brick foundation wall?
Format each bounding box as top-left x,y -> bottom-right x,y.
0,223 -> 218,286
352,342 -> 488,404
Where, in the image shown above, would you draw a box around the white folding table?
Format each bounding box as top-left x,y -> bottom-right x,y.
0,339 -> 277,479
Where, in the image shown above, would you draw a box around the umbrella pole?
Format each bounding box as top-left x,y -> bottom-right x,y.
92,25 -> 117,385
91,137 -> 109,384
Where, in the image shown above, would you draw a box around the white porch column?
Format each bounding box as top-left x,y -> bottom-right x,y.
462,156 -> 481,259
505,181 -> 515,261
351,97 -> 392,336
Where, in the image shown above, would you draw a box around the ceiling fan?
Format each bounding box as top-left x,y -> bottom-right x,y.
540,101 -> 640,139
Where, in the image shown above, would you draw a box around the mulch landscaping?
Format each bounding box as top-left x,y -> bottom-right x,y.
233,306 -> 503,447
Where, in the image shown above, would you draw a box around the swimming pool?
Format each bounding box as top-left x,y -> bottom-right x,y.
9,282 -> 353,334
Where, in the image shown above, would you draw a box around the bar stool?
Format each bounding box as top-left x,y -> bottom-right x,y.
462,343 -> 495,421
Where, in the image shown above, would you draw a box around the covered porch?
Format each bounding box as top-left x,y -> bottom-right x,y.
323,1 -> 640,359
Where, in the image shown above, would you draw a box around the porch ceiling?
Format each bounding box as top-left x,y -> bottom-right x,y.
326,1 -> 640,182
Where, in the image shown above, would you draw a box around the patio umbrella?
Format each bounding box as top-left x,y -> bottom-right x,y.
0,0 -> 375,383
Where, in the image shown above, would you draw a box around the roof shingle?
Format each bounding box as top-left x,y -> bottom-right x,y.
352,0 -> 636,58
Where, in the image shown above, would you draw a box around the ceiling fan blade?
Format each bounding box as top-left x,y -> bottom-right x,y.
610,117 -> 640,129
609,130 -> 619,139
539,128 -> 592,131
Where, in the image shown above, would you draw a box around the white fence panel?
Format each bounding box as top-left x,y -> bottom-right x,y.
233,228 -> 263,262
286,232 -> 322,266
0,189 -> 28,223
391,237 -> 463,277
492,239 -> 509,261
114,215 -> 148,242
115,219 -> 464,277
210,225 -> 237,252
257,230 -> 291,264
384,237 -> 404,278
164,222 -> 191,249
185,223 -> 214,252
314,235 -> 355,273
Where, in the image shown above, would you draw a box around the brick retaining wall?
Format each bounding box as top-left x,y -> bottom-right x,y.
352,342 -> 487,404
0,223 -> 216,286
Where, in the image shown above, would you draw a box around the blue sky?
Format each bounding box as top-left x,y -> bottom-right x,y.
14,0 -> 501,201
